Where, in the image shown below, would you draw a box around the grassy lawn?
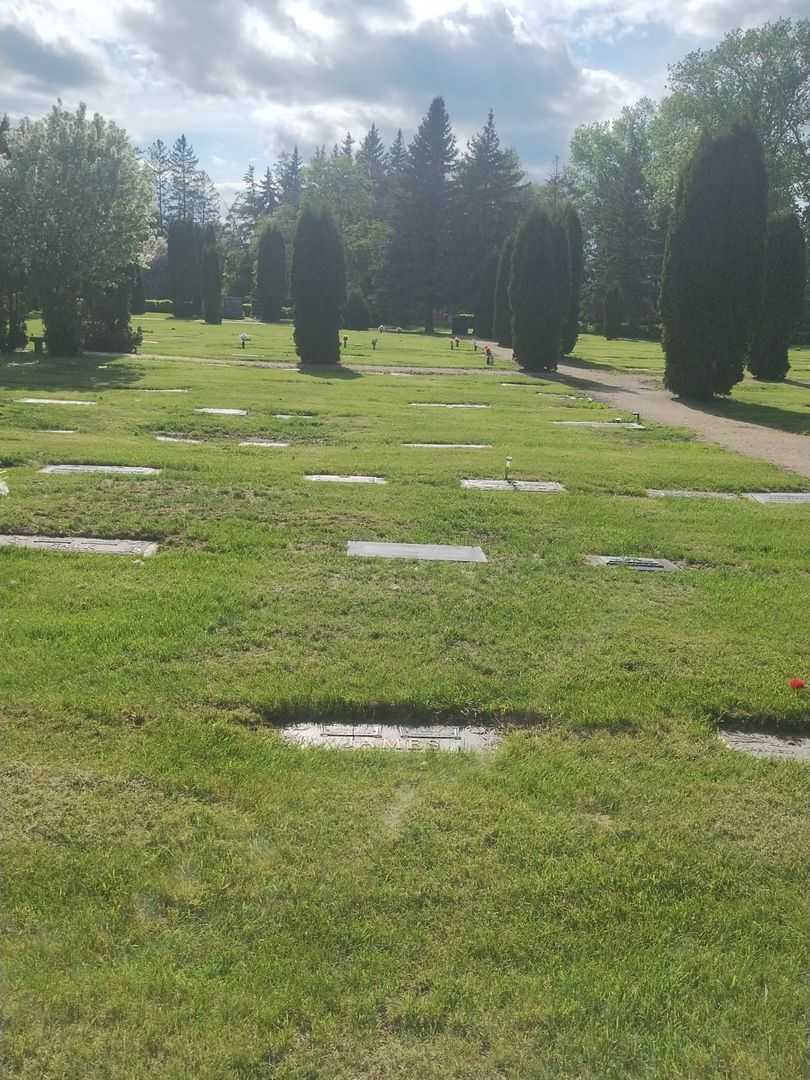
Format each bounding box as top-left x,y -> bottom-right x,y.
573,334 -> 810,436
25,314 -> 513,370
2,346 -> 809,1078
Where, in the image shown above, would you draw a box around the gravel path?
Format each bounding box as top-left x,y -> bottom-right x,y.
488,347 -> 810,480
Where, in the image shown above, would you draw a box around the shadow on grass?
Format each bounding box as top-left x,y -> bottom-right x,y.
0,355 -> 143,392
298,364 -> 363,380
676,395 -> 810,438
221,699 -> 554,729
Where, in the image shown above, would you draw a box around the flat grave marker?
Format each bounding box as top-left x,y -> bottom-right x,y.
586,554 -> 680,572
348,541 -> 487,563
139,388 -> 189,394
410,402 -> 490,409
0,479 -> 8,496
404,442 -> 493,449
240,439 -> 290,448
719,729 -> 810,761
42,429 -> 77,434
154,434 -> 204,444
281,722 -> 500,753
647,489 -> 738,500
40,464 -> 161,476
554,420 -> 645,429
307,474 -> 386,485
273,413 -> 315,420
744,492 -> 810,504
0,534 -> 158,557
16,398 -> 96,407
195,407 -> 247,416
462,479 -> 565,493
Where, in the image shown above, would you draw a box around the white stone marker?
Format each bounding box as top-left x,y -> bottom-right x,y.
139,388 -> 189,393
586,554 -> 680,572
43,429 -> 77,434
744,492 -> 810,504
281,722 -> 501,752
239,440 -> 290,448
410,402 -> 490,409
462,479 -> 565,493
195,407 -> 247,416
0,534 -> 158,556
719,730 -> 810,761
273,413 -> 315,420
404,443 -> 493,449
17,398 -> 96,407
40,464 -> 161,476
647,489 -> 738,500
554,420 -> 645,429
307,474 -> 386,485
0,479 -> 8,496
348,541 -> 487,563
154,434 -> 203,444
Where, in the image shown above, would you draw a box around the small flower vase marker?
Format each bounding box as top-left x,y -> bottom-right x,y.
505,456 -> 512,482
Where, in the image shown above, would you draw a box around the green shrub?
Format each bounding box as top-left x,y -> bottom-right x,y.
748,212 -> 807,381
292,206 -> 345,365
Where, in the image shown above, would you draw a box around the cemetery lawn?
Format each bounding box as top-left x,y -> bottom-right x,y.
2,351 -> 809,1079
573,334 -> 810,437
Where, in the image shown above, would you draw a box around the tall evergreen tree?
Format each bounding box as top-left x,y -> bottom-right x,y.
147,138 -> 172,231
356,124 -> 386,181
475,250 -> 499,340
662,121 -> 768,399
201,226 -> 222,324
404,97 -> 457,331
562,203 -> 584,354
167,135 -> 199,222
386,129 -> 407,175
276,146 -> 304,207
510,208 -> 561,371
341,132 -> 355,158
603,286 -> 623,339
167,218 -> 202,316
748,212 -> 807,380
255,224 -> 286,322
450,110 -> 525,308
259,167 -> 278,214
131,267 -> 146,315
292,206 -> 346,365
494,234 -> 514,347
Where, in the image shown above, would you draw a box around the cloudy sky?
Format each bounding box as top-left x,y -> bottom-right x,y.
2,0 -> 805,200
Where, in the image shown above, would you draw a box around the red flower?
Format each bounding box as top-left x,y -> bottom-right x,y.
788,678 -> 806,691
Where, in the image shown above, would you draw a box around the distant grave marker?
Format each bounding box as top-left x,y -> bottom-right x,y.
40,465 -> 160,476
139,388 -> 189,394
554,420 -> 645,429
281,722 -> 500,752
647,489 -> 738,500
195,407 -> 247,416
410,402 -> 490,409
719,729 -> 810,761
0,534 -> 158,556
273,413 -> 315,420
586,555 -> 680,572
348,541 -> 487,563
154,434 -> 203,444
744,492 -> 810,504
404,442 -> 492,449
17,398 -> 96,407
0,479 -> 8,496
42,429 -> 76,434
308,474 -> 386,485
239,440 -> 289,448
462,479 -> 565,493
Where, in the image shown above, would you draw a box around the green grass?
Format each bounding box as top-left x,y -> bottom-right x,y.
23,314 -> 513,370
1,345 -> 809,1078
572,333 -> 810,436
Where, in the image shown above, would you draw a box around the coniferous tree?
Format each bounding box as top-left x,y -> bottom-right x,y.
748,212 -> 807,380
82,278 -> 142,353
510,208 -> 561,370
344,288 -> 371,330
276,146 -> 304,207
662,121 -> 768,399
494,234 -> 514,346
356,124 -> 386,181
131,267 -> 146,315
292,206 -> 345,365
475,251 -> 499,340
341,132 -> 355,158
561,203 -> 583,354
386,130 -> 408,175
147,138 -> 172,232
201,226 -> 222,324
259,167 -> 278,214
255,224 -> 286,322
167,218 -> 202,316
603,286 -> 623,339
168,135 -> 199,221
